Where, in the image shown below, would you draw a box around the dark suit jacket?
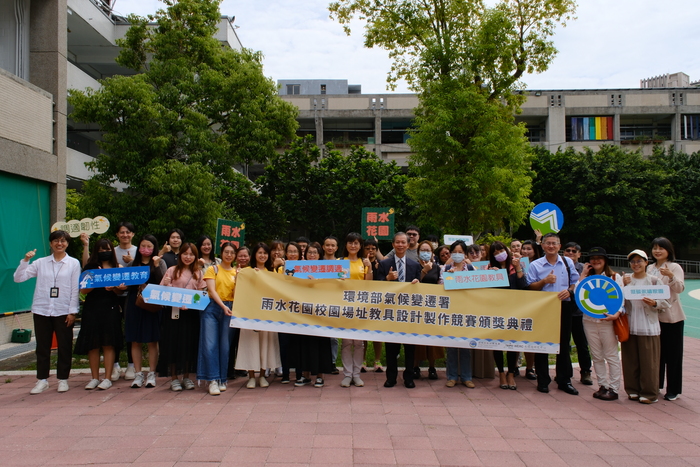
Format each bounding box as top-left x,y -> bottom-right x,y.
375,256 -> 421,282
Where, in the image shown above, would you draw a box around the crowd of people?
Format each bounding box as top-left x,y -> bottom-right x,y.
14,223 -> 685,404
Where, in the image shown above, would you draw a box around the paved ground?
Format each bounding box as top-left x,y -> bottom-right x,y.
0,336 -> 698,466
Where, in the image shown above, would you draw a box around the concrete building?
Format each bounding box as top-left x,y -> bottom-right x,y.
279,79 -> 700,166
0,0 -> 241,339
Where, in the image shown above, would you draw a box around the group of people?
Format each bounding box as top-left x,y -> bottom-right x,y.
14,223 -> 685,404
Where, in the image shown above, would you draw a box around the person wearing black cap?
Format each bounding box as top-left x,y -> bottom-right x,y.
577,247 -> 624,401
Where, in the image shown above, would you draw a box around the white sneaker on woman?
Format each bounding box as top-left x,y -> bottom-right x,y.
57,379 -> 70,393
145,372 -> 156,388
209,380 -> 221,395
30,380 -> 49,395
131,372 -> 144,388
97,379 -> 112,390
85,379 -> 100,390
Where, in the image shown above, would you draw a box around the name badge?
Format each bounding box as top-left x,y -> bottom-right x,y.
50,287 -> 59,298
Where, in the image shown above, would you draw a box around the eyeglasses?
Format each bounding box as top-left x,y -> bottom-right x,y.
407,233 -> 418,236
564,249 -> 578,253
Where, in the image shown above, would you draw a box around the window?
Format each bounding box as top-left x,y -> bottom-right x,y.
320,84 -> 326,95
568,117 -> 613,141
286,84 -> 300,95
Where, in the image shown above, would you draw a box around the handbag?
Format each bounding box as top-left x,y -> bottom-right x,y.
613,313 -> 629,342
135,284 -> 162,313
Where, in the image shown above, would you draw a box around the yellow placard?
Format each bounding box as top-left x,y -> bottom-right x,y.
231,268 -> 562,353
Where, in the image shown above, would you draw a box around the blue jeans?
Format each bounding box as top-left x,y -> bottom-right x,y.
197,300 -> 233,382
446,347 -> 471,382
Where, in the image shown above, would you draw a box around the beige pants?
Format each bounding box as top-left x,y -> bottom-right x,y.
583,317 -> 621,392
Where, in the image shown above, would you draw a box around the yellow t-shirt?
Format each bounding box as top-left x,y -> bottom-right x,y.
204,265 -> 236,301
345,257 -> 368,280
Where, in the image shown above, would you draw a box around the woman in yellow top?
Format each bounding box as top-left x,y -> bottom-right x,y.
197,242 -> 237,396
340,232 -> 373,387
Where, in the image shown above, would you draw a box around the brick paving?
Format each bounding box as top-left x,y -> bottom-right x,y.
0,337 -> 698,466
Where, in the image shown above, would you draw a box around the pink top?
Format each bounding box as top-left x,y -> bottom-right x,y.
160,267 -> 206,290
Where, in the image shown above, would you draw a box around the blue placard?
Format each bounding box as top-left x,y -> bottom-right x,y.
283,260 -> 351,279
141,284 -> 211,310
574,275 -> 624,319
442,269 -> 511,290
79,266 -> 150,289
530,202 -> 564,234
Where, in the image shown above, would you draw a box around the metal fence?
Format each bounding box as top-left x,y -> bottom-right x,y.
578,253 -> 700,278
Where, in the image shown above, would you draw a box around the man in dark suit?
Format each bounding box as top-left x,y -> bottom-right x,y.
375,232 -> 422,388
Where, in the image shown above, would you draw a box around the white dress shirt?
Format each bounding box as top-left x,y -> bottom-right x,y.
14,254 -> 81,316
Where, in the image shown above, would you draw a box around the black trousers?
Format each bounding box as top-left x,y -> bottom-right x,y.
659,321 -> 684,395
571,314 -> 591,373
494,350 -> 519,374
33,313 -> 74,380
535,301 -> 573,387
385,342 -> 415,384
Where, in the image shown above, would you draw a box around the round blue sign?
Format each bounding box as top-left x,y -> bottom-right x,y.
574,275 -> 624,319
529,202 -> 564,234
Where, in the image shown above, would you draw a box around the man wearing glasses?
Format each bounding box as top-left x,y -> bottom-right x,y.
563,242 -> 593,386
526,233 -> 580,395
384,225 -> 420,263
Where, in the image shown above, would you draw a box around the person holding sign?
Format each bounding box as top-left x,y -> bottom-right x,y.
199,242 -> 238,395
157,243 -> 206,392
126,235 -> 167,389
488,242 -> 527,390
577,247 -> 624,401
74,240 -> 125,390
526,233 -> 580,395
439,240 -> 476,389
647,237 -> 686,402
414,240 -> 444,381
621,249 -> 669,404
340,234 -> 373,388
14,230 -> 81,394
519,239 -> 541,381
376,232 -> 422,388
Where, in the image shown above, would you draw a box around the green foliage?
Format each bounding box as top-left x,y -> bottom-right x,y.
477,233 -> 513,246
65,189 -> 83,221
257,136 -> 411,240
68,0 -> 297,241
406,80 -> 534,236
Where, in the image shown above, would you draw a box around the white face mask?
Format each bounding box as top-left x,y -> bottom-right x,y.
494,251 -> 508,263
451,253 -> 465,263
419,251 -> 432,262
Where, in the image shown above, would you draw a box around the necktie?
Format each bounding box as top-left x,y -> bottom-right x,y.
397,258 -> 405,282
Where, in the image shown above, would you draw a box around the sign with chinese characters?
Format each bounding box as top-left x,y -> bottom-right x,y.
215,218 -> 245,253
471,258 -> 530,274
443,235 -> 474,246
574,275 -> 624,319
52,216 -> 110,238
140,284 -> 211,310
623,285 -> 670,300
79,266 -> 150,289
230,268 -> 562,353
284,260 -> 350,279
442,269 -> 511,290
529,202 -> 564,235
361,207 -> 394,240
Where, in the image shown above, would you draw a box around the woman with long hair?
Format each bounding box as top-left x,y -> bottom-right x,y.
157,243 -> 205,391
75,239 -> 125,390
196,235 -> 221,271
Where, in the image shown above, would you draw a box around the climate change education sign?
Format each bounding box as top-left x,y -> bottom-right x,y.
230,268 -> 562,353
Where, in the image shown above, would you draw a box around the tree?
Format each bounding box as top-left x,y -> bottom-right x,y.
257,136 -> 412,240
329,0 -> 576,237
69,0 -> 298,240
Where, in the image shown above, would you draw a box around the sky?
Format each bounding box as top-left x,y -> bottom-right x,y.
111,0 -> 700,94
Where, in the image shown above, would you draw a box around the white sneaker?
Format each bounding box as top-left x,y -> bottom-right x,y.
259,377 -> 269,388
341,376 -> 352,388
218,382 -> 227,392
124,366 -> 136,381
30,380 -> 49,395
182,378 -> 195,390
246,378 -> 256,389
97,379 -> 112,390
85,379 -> 100,390
131,372 -> 144,388
57,379 -> 69,393
145,372 -> 156,388
170,379 -> 183,391
209,380 -> 221,395
264,368 -> 271,378
111,366 -> 121,382
352,376 -> 364,387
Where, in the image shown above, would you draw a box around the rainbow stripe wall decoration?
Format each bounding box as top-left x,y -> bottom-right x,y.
571,117 -> 613,141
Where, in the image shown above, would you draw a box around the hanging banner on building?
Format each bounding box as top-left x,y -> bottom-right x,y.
230,268 -> 561,353
52,216 -> 110,238
361,207 -> 394,240
141,284 -> 211,310
284,260 -> 350,279
215,218 -> 245,253
79,266 -> 150,289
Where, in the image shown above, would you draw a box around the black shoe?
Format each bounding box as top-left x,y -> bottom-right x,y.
294,377 -> 312,387
384,380 -> 396,388
428,367 -> 438,380
360,367 -> 367,373
404,380 -> 416,388
525,368 -> 537,380
235,370 -> 248,377
281,376 -> 290,384
412,367 -> 421,380
593,386 -> 607,399
664,393 -> 679,401
537,385 -> 549,393
330,367 -> 339,375
558,383 -> 579,395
